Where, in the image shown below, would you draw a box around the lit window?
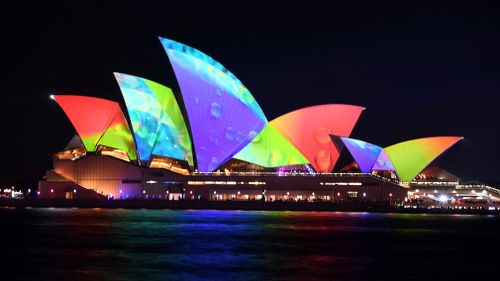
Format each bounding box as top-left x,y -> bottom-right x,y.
347,192 -> 358,198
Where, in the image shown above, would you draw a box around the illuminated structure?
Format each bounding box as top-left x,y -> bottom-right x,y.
114,73 -> 193,166
340,136 -> 463,182
159,37 -> 267,172
340,137 -> 383,173
271,105 -> 364,172
39,37 -> 468,202
51,95 -> 137,161
234,123 -> 309,168
384,136 -> 463,182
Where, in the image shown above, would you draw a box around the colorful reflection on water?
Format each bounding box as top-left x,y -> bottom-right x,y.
1,208 -> 499,280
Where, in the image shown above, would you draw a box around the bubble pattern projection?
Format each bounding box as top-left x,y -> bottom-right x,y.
114,73 -> 193,166
160,37 -> 267,172
384,136 -> 463,182
270,105 -> 364,173
340,137 -> 383,173
52,95 -> 137,161
234,123 -> 309,168
371,150 -> 396,171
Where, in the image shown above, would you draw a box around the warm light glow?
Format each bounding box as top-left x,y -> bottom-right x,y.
149,157 -> 190,175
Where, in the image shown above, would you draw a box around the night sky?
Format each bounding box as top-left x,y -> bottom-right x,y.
2,1 -> 500,188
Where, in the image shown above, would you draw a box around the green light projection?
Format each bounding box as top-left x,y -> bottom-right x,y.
234,123 -> 309,167
384,136 -> 463,182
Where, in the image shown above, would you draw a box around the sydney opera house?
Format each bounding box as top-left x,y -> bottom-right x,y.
38,37 -> 497,203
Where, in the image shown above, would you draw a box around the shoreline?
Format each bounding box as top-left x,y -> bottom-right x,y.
1,198 -> 498,215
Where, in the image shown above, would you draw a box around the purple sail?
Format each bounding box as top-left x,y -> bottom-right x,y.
340,137 -> 383,173
159,37 -> 267,172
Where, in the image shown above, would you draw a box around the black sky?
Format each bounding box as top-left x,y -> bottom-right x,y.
2,0 -> 500,188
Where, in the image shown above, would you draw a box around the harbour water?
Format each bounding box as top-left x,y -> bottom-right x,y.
1,208 -> 499,280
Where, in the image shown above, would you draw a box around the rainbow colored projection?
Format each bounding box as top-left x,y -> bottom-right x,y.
340,137 -> 383,173
234,123 -> 309,167
384,136 -> 463,182
51,95 -> 137,161
270,105 -> 364,172
372,150 -> 396,171
114,73 -> 193,166
159,37 -> 267,172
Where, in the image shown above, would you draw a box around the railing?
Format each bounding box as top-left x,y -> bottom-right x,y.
456,183 -> 500,196
190,171 -> 399,183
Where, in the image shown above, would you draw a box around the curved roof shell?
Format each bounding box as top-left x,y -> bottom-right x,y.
270,104 -> 364,172
52,95 -> 137,161
372,150 -> 396,171
114,73 -> 193,166
159,37 -> 267,172
234,123 -> 309,168
384,136 -> 463,182
340,137 -> 383,173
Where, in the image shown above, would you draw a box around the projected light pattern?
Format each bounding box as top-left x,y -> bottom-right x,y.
114,73 -> 193,166
270,105 -> 364,172
52,95 -> 137,161
160,37 -> 267,172
234,123 -> 309,167
384,136 -> 463,182
372,150 -> 395,171
340,137 -> 382,173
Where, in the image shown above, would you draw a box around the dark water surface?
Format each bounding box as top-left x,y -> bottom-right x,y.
1,208 -> 499,280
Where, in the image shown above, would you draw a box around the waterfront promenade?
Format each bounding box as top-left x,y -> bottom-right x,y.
1,198 -> 499,215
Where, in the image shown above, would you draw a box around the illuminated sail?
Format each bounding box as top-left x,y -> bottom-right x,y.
52,95 -> 137,161
271,104 -> 364,172
372,150 -> 395,171
160,37 -> 267,172
114,73 -> 193,166
340,137 -> 383,173
234,123 -> 309,167
384,136 -> 463,182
